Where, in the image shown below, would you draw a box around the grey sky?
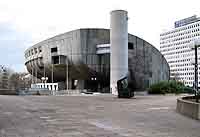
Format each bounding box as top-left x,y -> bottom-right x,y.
0,0 -> 200,72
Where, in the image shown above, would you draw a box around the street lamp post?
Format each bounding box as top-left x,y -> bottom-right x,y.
191,40 -> 200,102
41,77 -> 45,88
32,68 -> 34,84
66,57 -> 69,90
51,64 -> 54,84
194,45 -> 198,100
35,68 -> 37,83
41,77 -> 48,89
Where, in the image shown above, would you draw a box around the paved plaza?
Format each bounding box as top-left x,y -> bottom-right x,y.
0,94 -> 199,137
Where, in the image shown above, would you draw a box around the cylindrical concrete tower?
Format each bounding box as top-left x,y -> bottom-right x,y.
110,10 -> 128,95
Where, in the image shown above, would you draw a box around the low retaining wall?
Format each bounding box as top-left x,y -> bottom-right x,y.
54,89 -> 86,95
18,89 -> 87,96
0,89 -> 16,95
18,89 -> 51,96
176,96 -> 200,120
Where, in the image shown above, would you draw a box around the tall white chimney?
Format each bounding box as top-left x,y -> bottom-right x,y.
110,10 -> 128,95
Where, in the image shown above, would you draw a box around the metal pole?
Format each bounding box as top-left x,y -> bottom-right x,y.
194,45 -> 198,102
44,63 -> 45,88
52,64 -> 54,83
44,64 -> 46,78
32,67 -> 34,84
35,68 -> 37,83
51,64 -> 54,94
66,57 -> 68,90
24,78 -> 25,89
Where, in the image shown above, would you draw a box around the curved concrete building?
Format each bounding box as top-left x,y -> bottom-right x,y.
25,28 -> 169,92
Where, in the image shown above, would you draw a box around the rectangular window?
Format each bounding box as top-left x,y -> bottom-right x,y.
31,49 -> 34,55
51,47 -> 58,53
52,56 -> 59,64
34,48 -> 37,54
39,46 -> 42,52
128,42 -> 134,49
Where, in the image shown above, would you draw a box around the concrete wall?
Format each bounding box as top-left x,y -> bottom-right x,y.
25,28 -> 169,91
0,89 -> 16,95
177,96 -> 200,120
128,35 -> 169,90
25,30 -> 82,82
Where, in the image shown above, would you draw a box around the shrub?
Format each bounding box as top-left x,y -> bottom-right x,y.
182,86 -> 195,94
148,80 -> 187,94
148,81 -> 167,94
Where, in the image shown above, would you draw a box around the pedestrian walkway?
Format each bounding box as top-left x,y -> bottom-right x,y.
0,94 -> 199,137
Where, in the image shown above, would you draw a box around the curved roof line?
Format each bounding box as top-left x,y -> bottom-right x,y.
25,28 -> 110,53
26,28 -> 155,49
25,28 -> 169,69
25,28 -> 164,60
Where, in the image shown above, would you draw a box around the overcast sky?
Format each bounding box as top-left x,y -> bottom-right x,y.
0,0 -> 200,72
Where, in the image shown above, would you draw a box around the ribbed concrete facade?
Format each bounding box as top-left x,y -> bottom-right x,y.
25,28 -> 169,92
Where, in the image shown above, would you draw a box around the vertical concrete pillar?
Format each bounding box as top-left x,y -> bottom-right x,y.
110,10 -> 128,95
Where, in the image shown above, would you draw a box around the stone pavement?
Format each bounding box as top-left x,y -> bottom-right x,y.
0,94 -> 199,137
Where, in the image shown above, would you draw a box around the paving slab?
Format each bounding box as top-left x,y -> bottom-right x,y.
0,94 -> 199,137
